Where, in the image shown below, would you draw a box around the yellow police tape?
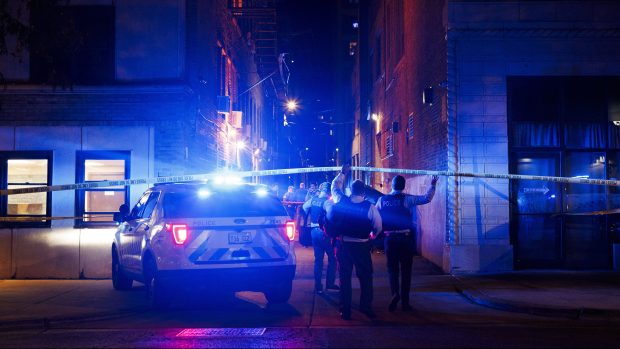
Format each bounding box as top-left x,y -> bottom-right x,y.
2,165 -> 620,197
0,216 -> 85,222
1,165 -> 619,221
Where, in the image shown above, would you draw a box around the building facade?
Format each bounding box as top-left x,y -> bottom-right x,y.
0,0 -> 282,278
355,0 -> 620,272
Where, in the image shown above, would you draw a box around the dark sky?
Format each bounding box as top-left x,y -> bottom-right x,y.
275,0 -> 339,174
277,0 -> 336,112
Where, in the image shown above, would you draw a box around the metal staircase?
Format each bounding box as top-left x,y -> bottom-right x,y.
229,0 -> 287,100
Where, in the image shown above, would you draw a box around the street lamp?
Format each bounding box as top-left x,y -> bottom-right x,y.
335,148 -> 340,166
235,140 -> 245,170
286,99 -> 298,113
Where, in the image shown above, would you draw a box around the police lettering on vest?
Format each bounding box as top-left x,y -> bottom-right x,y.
379,193 -> 412,232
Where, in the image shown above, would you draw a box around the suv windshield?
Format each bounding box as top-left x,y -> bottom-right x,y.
163,190 -> 288,218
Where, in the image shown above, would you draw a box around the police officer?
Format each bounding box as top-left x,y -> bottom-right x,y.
283,185 -> 295,202
328,179 -> 382,320
304,182 -> 318,201
282,185 -> 296,219
294,182 -> 308,202
302,182 -> 338,294
375,175 -> 437,312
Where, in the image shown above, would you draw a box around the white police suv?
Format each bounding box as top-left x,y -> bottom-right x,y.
111,181 -> 296,308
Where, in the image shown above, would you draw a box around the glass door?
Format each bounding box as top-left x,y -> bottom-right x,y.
512,153 -> 563,268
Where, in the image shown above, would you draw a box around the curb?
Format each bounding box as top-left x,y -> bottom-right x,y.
0,309 -> 146,332
451,276 -> 620,321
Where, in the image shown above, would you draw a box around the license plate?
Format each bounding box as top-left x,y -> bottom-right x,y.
228,231 -> 253,244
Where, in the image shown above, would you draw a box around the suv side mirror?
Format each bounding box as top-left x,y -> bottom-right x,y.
114,204 -> 130,223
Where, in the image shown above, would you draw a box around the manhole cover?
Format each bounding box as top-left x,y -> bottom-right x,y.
176,328 -> 266,338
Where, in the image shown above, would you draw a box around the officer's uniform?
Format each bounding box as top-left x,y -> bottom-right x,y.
375,182 -> 435,311
328,189 -> 382,320
302,183 -> 337,293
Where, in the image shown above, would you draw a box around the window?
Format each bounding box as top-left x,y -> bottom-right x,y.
163,191 -> 287,218
407,113 -> 414,140
508,76 -> 620,269
385,133 -> 394,158
129,192 -> 160,221
76,151 -> 130,227
0,152 -> 52,227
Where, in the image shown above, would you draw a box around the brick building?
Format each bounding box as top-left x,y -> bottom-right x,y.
0,0 -> 284,278
353,0 -> 620,272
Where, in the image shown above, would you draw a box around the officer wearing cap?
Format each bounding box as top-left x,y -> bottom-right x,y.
302,182 -> 339,294
375,175 -> 437,312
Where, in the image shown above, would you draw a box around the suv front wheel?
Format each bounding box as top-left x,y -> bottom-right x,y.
264,279 -> 293,304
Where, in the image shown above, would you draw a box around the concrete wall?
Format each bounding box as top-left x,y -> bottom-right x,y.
116,0 -> 186,80
411,176 -> 447,268
0,125 -> 153,279
1,228 -> 116,279
445,0 -> 620,273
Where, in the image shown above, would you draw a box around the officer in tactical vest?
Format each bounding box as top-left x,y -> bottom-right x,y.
375,175 -> 437,312
302,182 -> 339,294
328,179 -> 382,320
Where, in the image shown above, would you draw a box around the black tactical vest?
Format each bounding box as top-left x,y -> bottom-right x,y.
379,193 -> 412,231
330,198 -> 373,239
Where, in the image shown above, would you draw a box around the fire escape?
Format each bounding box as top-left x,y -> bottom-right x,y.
229,0 -> 287,100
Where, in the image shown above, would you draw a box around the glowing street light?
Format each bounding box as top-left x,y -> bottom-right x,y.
285,99 -> 298,112
236,140 -> 245,150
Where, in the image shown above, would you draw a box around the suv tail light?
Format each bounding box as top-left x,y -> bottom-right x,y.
166,223 -> 189,245
285,221 -> 295,241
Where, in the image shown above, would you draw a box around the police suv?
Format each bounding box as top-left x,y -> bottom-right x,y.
111,180 -> 296,308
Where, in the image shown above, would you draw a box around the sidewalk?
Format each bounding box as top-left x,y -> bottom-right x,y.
0,279 -> 149,330
2,246 -> 620,330
453,270 -> 620,320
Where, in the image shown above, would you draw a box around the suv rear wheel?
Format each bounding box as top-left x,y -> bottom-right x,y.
144,257 -> 172,309
264,279 -> 293,304
112,248 -> 133,290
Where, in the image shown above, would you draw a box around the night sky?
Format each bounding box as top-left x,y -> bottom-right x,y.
276,0 -> 338,183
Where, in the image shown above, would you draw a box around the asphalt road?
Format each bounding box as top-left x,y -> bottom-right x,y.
1,245 -> 620,348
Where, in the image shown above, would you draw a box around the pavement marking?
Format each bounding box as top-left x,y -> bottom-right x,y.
175,328 -> 266,338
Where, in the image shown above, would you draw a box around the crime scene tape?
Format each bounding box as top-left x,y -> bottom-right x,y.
3,166 -> 620,197
0,216 -> 85,222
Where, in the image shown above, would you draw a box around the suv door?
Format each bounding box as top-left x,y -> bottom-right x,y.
120,192 -> 160,272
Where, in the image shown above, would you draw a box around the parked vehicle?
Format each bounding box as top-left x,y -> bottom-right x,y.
111,180 -> 296,309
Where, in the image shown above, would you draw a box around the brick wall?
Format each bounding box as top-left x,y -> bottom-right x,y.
0,87 -> 196,177
367,0 -> 448,267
